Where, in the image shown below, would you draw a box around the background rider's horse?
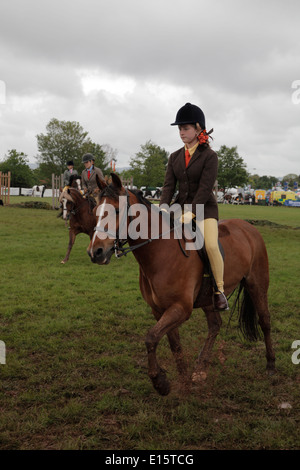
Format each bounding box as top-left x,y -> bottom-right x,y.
88,174 -> 275,396
59,188 -> 96,264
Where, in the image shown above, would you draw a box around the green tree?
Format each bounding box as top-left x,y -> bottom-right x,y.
36,118 -> 90,177
0,149 -> 35,187
36,118 -> 111,182
249,174 -> 278,190
282,173 -> 299,189
129,140 -> 169,188
216,145 -> 248,189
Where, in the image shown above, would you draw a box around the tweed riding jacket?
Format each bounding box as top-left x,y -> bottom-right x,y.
160,144 -> 218,220
81,166 -> 104,194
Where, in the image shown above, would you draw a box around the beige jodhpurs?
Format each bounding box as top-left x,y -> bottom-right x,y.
196,218 -> 224,293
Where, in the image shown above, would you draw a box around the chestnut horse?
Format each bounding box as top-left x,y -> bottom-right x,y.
87,174 -> 275,395
59,188 -> 96,264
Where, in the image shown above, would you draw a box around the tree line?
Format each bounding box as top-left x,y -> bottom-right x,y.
0,118 -> 298,190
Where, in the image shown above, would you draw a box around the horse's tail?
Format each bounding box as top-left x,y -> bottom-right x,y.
229,279 -> 261,342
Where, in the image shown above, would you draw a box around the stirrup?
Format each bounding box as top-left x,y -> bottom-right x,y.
213,292 -> 229,311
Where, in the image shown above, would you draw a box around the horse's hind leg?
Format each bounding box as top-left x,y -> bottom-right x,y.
192,305 -> 222,383
167,328 -> 189,386
244,279 -> 276,373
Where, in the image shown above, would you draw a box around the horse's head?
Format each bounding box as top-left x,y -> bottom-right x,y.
69,174 -> 82,191
59,188 -> 84,219
59,190 -> 73,219
75,178 -> 82,191
87,173 -> 138,265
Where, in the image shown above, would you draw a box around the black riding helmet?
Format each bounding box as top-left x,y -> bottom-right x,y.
171,102 -> 205,129
82,153 -> 94,163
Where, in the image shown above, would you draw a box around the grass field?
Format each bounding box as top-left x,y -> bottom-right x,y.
0,198 -> 300,450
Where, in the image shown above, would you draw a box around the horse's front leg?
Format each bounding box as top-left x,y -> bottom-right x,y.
150,309 -> 188,382
146,303 -> 191,396
192,305 -> 222,383
61,229 -> 76,264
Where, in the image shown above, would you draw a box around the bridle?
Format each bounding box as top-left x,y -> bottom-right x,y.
94,188 -> 189,258
63,189 -> 88,219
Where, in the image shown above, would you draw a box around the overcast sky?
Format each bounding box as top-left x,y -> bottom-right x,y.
0,0 -> 299,177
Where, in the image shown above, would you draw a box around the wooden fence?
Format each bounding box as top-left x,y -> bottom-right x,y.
0,171 -> 11,205
52,174 -> 63,209
121,176 -> 134,189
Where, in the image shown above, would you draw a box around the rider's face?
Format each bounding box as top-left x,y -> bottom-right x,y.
178,124 -> 199,148
84,161 -> 93,169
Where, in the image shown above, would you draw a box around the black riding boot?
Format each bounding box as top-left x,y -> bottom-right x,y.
213,292 -> 229,311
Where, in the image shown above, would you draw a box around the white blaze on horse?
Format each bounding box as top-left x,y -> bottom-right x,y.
60,192 -> 69,221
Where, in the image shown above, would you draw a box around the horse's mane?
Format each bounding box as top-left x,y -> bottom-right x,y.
130,188 -> 153,208
99,185 -> 156,211
68,187 -> 84,198
67,187 -> 96,211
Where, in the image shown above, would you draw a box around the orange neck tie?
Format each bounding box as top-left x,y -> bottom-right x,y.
185,148 -> 191,167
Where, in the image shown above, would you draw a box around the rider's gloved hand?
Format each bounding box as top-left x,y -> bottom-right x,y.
179,211 -> 195,224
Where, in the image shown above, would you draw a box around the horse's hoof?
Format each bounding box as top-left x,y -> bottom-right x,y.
61,260 -> 66,264
266,366 -> 276,376
191,371 -> 207,384
151,369 -> 170,396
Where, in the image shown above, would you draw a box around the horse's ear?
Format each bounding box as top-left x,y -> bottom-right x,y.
96,174 -> 107,190
110,173 -> 123,190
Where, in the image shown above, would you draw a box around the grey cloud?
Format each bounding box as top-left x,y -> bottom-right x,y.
0,0 -> 300,176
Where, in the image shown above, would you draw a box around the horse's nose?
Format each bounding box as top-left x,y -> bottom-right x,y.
94,247 -> 103,258
87,246 -> 103,262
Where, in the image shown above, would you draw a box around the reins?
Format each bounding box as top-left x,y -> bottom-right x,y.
67,192 -> 95,216
94,188 -> 190,258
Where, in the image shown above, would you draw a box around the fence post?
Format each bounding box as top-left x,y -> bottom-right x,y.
121,176 -> 133,189
0,171 -> 11,205
52,174 -> 63,209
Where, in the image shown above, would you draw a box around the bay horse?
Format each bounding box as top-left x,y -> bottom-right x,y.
59,188 -> 96,264
87,174 -> 275,396
59,175 -> 83,222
